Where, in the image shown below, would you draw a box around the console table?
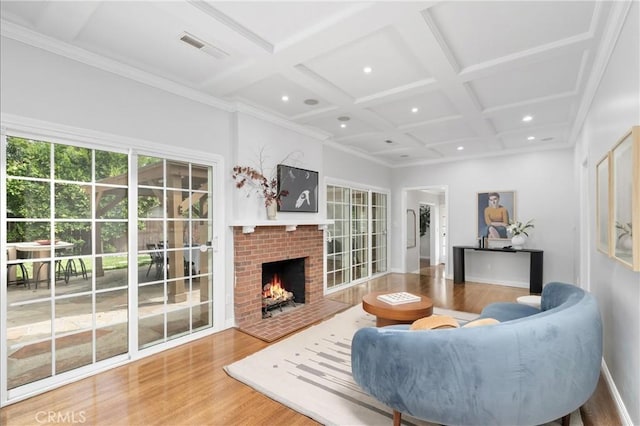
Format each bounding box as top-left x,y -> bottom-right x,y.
452,246 -> 544,294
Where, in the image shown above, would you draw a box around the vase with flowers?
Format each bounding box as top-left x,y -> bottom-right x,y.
507,219 -> 534,249
232,165 -> 288,220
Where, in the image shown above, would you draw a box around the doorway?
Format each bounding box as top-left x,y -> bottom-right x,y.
404,187 -> 447,274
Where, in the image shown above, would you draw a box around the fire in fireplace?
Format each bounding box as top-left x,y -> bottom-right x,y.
261,257 -> 305,318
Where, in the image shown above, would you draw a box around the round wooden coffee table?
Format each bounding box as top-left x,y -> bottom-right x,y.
362,292 -> 433,327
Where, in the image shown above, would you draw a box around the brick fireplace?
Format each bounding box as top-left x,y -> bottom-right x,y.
233,225 -> 325,329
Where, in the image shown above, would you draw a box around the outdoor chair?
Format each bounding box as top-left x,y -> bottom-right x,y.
6,247 -> 29,288
146,243 -> 166,279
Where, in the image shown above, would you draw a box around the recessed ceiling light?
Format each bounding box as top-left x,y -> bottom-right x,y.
304,99 -> 318,105
340,123 -> 347,128
337,116 -> 350,122
522,115 -> 533,122
457,146 -> 464,151
281,95 -> 289,102
363,66 -> 372,74
527,136 -> 536,141
411,107 -> 419,113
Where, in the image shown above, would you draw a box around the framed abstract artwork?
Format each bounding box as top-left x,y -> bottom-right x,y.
277,165 -> 319,212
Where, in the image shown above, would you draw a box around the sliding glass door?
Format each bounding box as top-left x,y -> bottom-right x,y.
2,133 -> 217,402
136,156 -> 214,349
326,184 -> 388,291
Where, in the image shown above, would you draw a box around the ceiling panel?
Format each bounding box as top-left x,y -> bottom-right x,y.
367,90 -> 459,127
211,2 -> 359,47
340,133 -> 422,153
304,114 -> 379,138
370,146 -> 444,165
500,126 -> 569,149
408,118 -> 478,146
467,51 -> 584,109
487,98 -> 574,133
427,1 -> 595,68
233,74 -> 331,118
434,139 -> 497,158
302,26 -> 431,99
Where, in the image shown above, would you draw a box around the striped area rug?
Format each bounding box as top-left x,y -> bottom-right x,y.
224,305 -> 582,426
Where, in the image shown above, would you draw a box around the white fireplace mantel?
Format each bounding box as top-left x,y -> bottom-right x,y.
231,219 -> 334,234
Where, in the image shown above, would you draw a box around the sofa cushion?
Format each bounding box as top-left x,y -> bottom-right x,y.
478,302 -> 540,322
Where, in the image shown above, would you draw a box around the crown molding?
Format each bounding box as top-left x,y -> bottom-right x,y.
0,20 -> 235,112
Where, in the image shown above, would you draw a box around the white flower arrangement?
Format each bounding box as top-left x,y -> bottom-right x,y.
507,219 -> 535,236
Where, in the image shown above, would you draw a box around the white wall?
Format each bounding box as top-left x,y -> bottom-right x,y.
0,37 -> 231,156
576,2 -> 640,423
391,149 -> 576,287
232,113 -> 325,221
323,144 -> 392,189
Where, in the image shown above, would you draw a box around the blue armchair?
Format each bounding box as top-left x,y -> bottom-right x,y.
351,282 -> 602,426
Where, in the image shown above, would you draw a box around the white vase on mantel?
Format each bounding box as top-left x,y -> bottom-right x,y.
511,234 -> 526,249
266,202 -> 277,220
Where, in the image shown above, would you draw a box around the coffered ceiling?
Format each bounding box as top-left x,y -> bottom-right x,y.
0,1 -> 619,166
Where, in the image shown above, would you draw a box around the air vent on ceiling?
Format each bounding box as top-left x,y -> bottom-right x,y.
179,31 -> 229,59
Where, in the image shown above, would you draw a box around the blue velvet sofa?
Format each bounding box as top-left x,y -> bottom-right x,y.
351,282 -> 603,426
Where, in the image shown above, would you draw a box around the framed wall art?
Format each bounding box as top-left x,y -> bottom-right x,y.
610,126 -> 639,271
407,209 -> 416,248
596,153 -> 611,255
477,191 -> 515,240
277,165 -> 319,213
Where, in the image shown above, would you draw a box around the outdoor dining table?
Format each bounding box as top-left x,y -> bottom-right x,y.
15,241 -> 74,285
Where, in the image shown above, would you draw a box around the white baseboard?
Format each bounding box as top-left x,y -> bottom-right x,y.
464,275 -> 529,289
601,358 -> 633,425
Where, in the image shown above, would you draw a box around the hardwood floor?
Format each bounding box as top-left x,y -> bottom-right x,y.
1,266 -> 620,426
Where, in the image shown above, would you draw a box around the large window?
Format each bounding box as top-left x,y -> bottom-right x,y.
326,184 -> 388,290
2,133 -> 217,402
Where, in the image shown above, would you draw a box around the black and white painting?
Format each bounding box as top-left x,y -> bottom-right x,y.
277,165 -> 318,212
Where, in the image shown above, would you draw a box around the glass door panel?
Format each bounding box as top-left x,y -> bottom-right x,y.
351,190 -> 369,280
326,185 -> 387,289
326,185 -> 350,289
371,192 -> 387,274
5,137 -> 129,392
136,157 -> 214,350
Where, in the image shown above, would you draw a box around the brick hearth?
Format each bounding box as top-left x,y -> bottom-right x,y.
233,225 -> 327,330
